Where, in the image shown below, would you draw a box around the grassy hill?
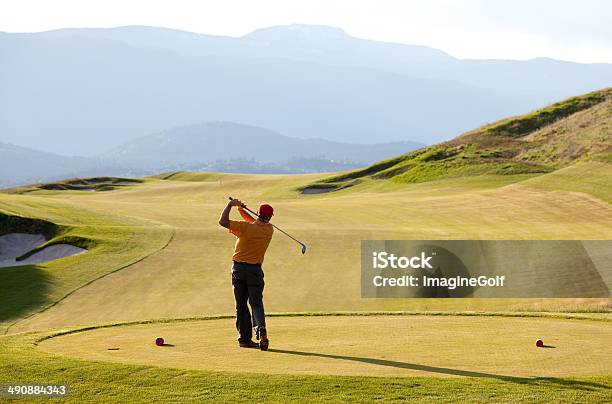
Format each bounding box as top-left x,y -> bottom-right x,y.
2,170 -> 610,336
1,89 -> 610,336
1,89 -> 611,402
0,190 -> 172,332
303,88 -> 611,192
1,167 -> 611,402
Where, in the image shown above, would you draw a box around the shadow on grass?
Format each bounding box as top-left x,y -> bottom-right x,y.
268,349 -> 609,391
0,264 -> 52,327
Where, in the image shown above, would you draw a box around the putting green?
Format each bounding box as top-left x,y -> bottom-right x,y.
39,315 -> 612,378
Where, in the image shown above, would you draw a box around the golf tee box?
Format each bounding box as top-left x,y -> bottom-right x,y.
361,240 -> 612,298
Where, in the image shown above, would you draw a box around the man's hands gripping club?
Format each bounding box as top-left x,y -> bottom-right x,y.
218,198 -> 245,229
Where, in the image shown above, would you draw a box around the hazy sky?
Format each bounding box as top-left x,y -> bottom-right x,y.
1,0 -> 611,63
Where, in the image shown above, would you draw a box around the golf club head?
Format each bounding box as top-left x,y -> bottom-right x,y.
301,244 -> 307,254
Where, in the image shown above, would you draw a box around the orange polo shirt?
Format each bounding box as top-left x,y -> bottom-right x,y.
229,219 -> 274,264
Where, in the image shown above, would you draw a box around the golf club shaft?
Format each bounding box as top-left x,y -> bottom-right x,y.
229,197 -> 306,247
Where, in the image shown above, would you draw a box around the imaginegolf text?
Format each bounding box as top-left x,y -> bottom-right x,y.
372,275 -> 506,289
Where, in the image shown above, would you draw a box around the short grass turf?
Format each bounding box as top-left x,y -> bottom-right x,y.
0,168 -> 611,402
0,192 -> 173,333
39,315 -> 612,378
3,168 -> 612,333
519,161 -> 612,203
0,314 -> 609,403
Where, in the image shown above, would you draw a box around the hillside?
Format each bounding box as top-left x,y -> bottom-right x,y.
0,142 -> 81,182
100,121 -> 423,169
0,142 -> 135,188
0,142 -> 112,187
305,88 -> 612,191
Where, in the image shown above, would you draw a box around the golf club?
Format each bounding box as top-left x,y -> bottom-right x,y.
229,197 -> 307,254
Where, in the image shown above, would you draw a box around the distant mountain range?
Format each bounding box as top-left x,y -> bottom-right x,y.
0,122 -> 423,187
0,142 -> 127,188
1,24 -> 611,156
101,121 -> 422,168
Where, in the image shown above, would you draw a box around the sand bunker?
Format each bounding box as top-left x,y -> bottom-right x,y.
0,233 -> 86,267
300,187 -> 335,194
300,183 -> 355,194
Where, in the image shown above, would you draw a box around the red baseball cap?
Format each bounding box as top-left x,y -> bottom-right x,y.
258,204 -> 274,218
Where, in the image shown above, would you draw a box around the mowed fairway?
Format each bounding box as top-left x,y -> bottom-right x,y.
1,168 -> 612,402
7,169 -> 612,333
39,315 -> 612,378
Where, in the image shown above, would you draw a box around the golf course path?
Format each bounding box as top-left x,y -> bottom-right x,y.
39,315 -> 612,378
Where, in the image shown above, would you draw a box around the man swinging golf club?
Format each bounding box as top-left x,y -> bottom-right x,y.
219,198 -> 274,351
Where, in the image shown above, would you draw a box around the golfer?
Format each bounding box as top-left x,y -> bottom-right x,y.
219,198 -> 274,351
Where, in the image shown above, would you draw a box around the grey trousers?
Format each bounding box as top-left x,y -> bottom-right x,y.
231,261 -> 266,343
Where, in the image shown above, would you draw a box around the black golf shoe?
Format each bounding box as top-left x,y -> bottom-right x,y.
258,328 -> 269,351
239,340 -> 259,348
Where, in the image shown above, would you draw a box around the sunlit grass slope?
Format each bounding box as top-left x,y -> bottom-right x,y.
519,161 -> 612,203
1,88 -> 610,334
2,162 -> 609,334
0,191 -> 173,333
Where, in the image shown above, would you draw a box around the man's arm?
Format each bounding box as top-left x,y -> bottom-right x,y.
238,207 -> 256,223
218,198 -> 243,229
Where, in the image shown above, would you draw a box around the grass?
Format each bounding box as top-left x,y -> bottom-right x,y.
151,171 -> 226,182
6,177 -> 145,194
0,167 -> 609,335
479,88 -> 608,139
0,146 -> 611,401
4,336 -> 612,402
0,212 -> 59,239
592,152 -> 612,164
38,315 -> 612,377
517,100 -> 612,166
0,334 -> 612,402
389,161 -> 552,184
0,314 -> 610,402
0,192 -> 173,333
520,162 -> 612,204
